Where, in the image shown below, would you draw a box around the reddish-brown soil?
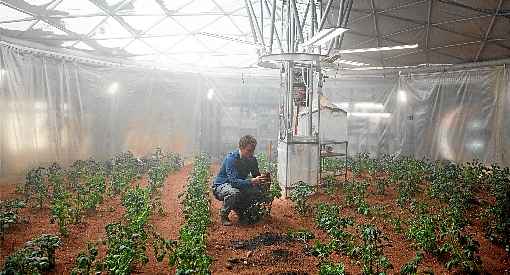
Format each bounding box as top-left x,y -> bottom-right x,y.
1,165 -> 509,274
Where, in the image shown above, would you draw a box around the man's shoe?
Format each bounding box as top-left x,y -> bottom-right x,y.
220,209 -> 232,226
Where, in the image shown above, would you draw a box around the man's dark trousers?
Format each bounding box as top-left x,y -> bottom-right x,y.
214,183 -> 264,217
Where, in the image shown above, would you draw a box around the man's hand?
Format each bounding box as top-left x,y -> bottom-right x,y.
250,176 -> 265,186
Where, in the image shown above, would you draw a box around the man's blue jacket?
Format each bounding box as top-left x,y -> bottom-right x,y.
213,150 -> 260,189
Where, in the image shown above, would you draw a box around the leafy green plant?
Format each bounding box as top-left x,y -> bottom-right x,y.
24,167 -> 47,208
483,164 -> 510,252
311,240 -> 336,259
319,261 -> 345,275
109,152 -> 139,195
359,224 -> 393,275
322,157 -> 345,173
287,228 -> 315,245
344,180 -> 370,215
256,153 -> 282,214
323,175 -> 339,196
315,203 -> 353,233
390,217 -> 405,234
103,222 -> 148,275
151,229 -> 177,262
0,199 -> 26,240
289,181 -> 314,215
170,154 -> 212,274
437,209 -> 482,273
400,252 -> 423,275
122,186 -> 151,231
50,191 -> 73,236
407,205 -> 437,253
1,234 -> 60,275
71,242 -> 103,275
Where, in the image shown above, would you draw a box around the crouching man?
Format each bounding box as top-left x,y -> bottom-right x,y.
212,135 -> 268,226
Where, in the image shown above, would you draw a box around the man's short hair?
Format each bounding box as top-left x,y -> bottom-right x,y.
239,135 -> 257,149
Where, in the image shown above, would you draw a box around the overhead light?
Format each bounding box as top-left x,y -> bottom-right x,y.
302,27 -> 349,47
398,90 -> 407,103
107,82 -> 119,94
335,44 -> 418,54
207,88 -> 214,100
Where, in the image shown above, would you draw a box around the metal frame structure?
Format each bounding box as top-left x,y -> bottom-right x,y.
1,0 -> 509,68
245,0 -> 353,195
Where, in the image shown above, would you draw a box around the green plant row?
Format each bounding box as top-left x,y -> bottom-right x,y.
312,202 -> 393,275
73,150 -> 182,274
170,153 -> 212,274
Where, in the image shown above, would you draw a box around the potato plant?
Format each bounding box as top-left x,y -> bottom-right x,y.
289,181 -> 314,215
399,252 -> 423,275
71,242 -> 103,275
343,180 -> 370,215
359,224 -> 393,275
0,199 -> 26,240
23,167 -> 47,208
484,164 -> 510,252
255,153 -> 282,212
1,234 -> 61,275
109,152 -> 139,195
170,154 -> 212,274
103,222 -> 148,275
319,261 -> 345,275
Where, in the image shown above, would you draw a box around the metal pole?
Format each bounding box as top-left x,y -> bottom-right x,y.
327,0 -> 345,55
307,66 -> 313,137
268,0 -> 277,53
264,0 -> 284,53
244,0 -> 259,44
319,0 -> 334,31
291,0 -> 304,43
316,60 -> 322,187
300,0 -> 311,38
247,0 -> 267,49
260,0 -> 264,40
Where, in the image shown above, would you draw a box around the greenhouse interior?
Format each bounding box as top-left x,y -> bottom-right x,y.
1,0 -> 509,274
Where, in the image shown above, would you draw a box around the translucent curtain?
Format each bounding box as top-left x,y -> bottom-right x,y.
1,42 -> 508,178
0,45 -> 280,177
0,46 -> 205,176
324,67 -> 509,166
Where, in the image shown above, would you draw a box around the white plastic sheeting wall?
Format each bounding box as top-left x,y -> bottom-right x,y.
0,45 -> 279,177
1,42 -> 509,178
323,67 -> 510,166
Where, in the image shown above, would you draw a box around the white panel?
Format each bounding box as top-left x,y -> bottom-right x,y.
61,16 -> 106,35
160,0 -> 196,11
277,140 -> 319,197
122,15 -> 164,33
91,17 -> 131,39
124,39 -> 155,55
145,18 -> 188,35
0,5 -> 32,21
179,0 -> 217,13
